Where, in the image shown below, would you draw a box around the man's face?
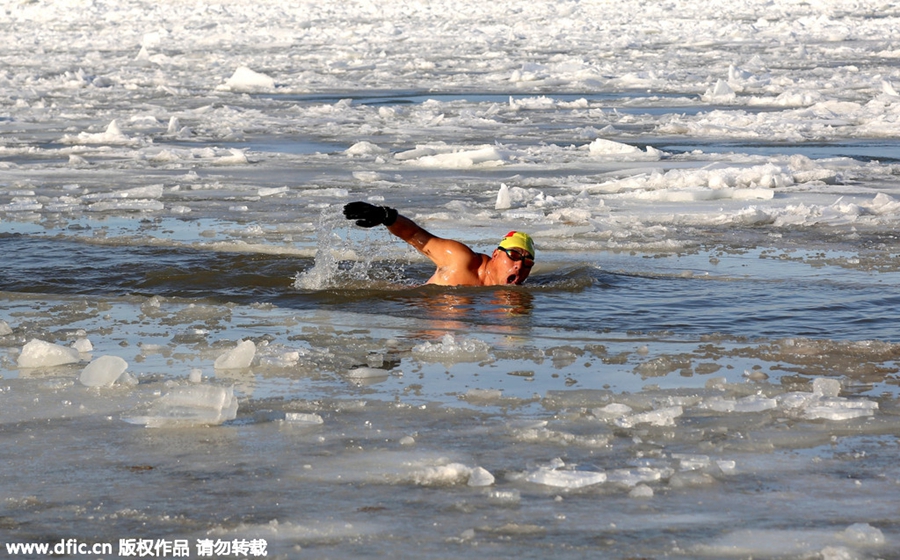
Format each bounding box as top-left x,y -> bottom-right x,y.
493,247 -> 534,285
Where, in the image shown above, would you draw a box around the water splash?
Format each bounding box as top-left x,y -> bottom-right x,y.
293,205 -> 411,290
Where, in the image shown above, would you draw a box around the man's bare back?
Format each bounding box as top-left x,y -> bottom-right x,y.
342,201 -> 535,286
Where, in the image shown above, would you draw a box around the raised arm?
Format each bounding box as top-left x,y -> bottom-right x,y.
386,214 -> 476,268
343,201 -> 485,284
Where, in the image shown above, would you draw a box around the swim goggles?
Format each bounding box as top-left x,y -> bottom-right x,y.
497,246 -> 535,267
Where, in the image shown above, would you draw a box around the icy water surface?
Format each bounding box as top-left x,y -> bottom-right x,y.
3,0 -> 900,558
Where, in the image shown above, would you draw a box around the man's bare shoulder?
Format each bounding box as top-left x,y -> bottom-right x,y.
426,252 -> 490,286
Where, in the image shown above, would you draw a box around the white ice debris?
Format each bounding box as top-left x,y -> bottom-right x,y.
697,523 -> 885,557
467,466 -> 496,487
221,66 -> 275,93
411,334 -> 490,363
284,412 -> 324,425
629,484 -> 654,499
587,138 -> 662,160
214,339 -> 256,369
412,462 -> 472,486
777,378 -> 878,421
838,523 -> 885,546
702,394 -> 779,413
79,355 -> 128,387
401,145 -> 507,169
802,399 -> 879,421
345,141 -> 389,156
673,454 -> 710,471
717,460 -> 737,473
80,184 -> 165,213
812,377 -> 842,397
585,164 -> 786,203
345,367 -> 389,380
215,148 -> 249,165
72,337 -> 93,353
17,339 -> 81,368
588,138 -> 642,155
606,467 -> 670,487
592,403 -> 633,419
125,385 -> 239,427
527,467 -> 607,489
165,116 -> 181,135
526,458 -> 607,489
60,119 -> 138,145
258,186 -> 289,197
67,154 -> 88,166
495,182 -> 512,210
592,377 -> 876,427
0,321 -> 12,336
702,79 -> 737,102
83,184 -> 163,201
613,405 -> 684,428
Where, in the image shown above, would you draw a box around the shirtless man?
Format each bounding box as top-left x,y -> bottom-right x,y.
343,201 -> 535,286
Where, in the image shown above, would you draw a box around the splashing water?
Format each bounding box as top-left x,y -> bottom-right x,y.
293,205 -> 413,290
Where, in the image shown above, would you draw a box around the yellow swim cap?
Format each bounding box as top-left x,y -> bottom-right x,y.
498,231 -> 535,258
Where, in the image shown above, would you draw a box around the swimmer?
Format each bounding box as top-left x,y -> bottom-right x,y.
343,201 -> 535,286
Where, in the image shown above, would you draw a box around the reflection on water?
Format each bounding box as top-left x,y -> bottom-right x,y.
407,288 -> 535,339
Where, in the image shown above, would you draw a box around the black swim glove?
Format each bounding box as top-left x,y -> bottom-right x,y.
343,201 -> 398,228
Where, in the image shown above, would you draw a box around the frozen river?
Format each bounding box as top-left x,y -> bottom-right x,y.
2,0 -> 900,558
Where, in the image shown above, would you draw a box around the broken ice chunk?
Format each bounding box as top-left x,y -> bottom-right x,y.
72,338 -> 93,353
629,484 -> 654,498
803,399 -> 878,421
495,183 -> 512,210
526,468 -> 607,489
79,355 -> 128,387
412,463 -> 472,486
214,339 -> 256,369
838,523 -> 885,545
777,391 -> 818,410
411,334 -> 490,363
345,367 -> 389,381
615,405 -> 683,428
526,458 -> 607,489
593,403 -> 633,420
124,385 -> 238,427
467,466 -> 496,487
673,454 -> 711,471
17,339 -> 81,368
778,377 -> 877,421
606,467 -> 670,487
812,377 -> 841,397
463,388 -> 503,402
284,412 -> 324,425
702,395 -> 778,413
